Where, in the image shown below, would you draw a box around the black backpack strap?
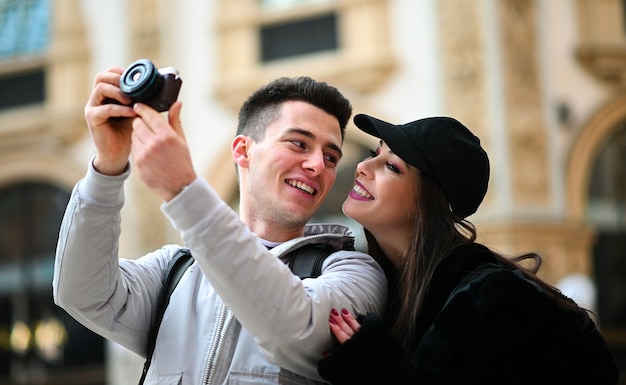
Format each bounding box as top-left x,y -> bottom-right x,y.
138,248 -> 194,385
285,243 -> 348,279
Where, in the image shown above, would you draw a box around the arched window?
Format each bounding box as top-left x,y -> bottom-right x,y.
0,182 -> 105,385
588,123 -> 626,364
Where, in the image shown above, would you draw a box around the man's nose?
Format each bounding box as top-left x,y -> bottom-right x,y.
303,151 -> 325,175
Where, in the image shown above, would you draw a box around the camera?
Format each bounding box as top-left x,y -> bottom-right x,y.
119,58 -> 182,112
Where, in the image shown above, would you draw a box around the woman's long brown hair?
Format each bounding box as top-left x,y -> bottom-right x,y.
364,171 -> 595,352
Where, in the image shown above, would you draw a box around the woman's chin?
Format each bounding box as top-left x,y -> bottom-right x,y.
342,201 -> 366,226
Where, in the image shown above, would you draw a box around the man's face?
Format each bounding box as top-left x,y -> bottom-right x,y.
239,100 -> 343,233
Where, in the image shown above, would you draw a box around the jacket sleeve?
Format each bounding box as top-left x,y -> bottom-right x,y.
161,177 -> 388,381
53,162 -> 175,357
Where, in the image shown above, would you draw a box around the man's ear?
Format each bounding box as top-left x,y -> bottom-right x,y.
232,135 -> 251,168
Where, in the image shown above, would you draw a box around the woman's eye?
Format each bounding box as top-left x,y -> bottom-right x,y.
366,149 -> 378,159
386,162 -> 400,173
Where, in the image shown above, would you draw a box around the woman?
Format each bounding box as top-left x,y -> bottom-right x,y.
318,114 -> 619,384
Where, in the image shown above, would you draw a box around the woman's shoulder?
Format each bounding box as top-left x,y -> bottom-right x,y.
428,243 -> 498,297
440,243 -> 497,270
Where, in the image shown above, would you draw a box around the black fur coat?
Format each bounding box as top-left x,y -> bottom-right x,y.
318,244 -> 619,385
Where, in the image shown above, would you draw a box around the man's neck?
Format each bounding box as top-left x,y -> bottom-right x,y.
238,199 -> 307,242
240,215 -> 306,243
250,223 -> 306,243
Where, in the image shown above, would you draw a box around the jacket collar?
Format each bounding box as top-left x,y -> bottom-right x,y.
269,223 -> 356,258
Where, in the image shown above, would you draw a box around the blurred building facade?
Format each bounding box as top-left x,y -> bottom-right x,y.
0,0 -> 625,383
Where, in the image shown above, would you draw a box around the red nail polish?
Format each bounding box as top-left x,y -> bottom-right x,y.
331,308 -> 339,317
329,317 -> 337,325
341,308 -> 349,315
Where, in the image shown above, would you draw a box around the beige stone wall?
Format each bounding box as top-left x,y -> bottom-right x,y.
3,0 -> 626,381
479,221 -> 596,284
498,0 -> 551,207
1,0 -> 620,298
435,0 -> 620,285
0,1 -> 90,188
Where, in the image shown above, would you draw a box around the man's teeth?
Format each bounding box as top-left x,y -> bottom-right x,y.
288,180 -> 315,194
353,184 -> 372,199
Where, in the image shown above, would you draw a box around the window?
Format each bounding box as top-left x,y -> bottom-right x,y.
0,0 -> 51,59
260,12 -> 338,62
587,123 -> 626,372
0,0 -> 49,111
0,182 -> 105,385
0,67 -> 45,110
215,0 -> 396,111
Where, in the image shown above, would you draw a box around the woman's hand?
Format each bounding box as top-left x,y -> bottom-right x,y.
329,308 -> 361,344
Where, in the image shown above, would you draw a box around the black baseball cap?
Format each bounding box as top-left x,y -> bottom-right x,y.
353,114 -> 490,218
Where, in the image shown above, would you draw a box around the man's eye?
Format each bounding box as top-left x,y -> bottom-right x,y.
325,154 -> 339,166
290,140 -> 306,149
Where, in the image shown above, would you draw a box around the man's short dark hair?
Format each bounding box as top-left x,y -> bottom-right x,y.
237,76 -> 352,141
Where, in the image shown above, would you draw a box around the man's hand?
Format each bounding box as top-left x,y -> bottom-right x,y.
130,101 -> 197,202
85,67 -> 138,176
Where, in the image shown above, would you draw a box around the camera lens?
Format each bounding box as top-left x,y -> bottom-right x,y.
120,59 -> 162,102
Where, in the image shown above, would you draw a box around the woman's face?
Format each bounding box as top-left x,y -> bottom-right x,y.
342,141 -> 419,263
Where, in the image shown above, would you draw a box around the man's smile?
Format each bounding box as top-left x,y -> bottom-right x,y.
286,179 -> 316,195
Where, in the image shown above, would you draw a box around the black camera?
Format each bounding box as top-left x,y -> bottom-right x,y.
119,58 -> 182,112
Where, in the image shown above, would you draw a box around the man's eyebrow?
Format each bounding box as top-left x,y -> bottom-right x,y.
285,128 -> 343,158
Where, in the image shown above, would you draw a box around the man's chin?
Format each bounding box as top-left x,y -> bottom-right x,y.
280,207 -> 317,226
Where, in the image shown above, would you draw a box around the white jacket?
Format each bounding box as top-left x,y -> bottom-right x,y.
53,163 -> 387,385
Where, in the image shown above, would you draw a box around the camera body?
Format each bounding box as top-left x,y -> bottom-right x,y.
119,58 -> 182,112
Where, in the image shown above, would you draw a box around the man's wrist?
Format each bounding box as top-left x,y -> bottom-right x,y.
92,156 -> 130,176
79,157 -> 129,207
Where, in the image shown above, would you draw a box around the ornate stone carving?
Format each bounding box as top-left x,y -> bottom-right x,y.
437,0 -> 491,203
575,0 -> 626,87
498,0 -> 550,205
437,0 -> 487,123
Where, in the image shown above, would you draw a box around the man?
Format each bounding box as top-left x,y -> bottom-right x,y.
53,67 -> 387,384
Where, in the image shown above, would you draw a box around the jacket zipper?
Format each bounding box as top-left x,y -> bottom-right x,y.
200,232 -> 347,384
202,303 -> 234,385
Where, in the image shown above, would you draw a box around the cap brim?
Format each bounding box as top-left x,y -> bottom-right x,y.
353,114 -> 396,138
353,114 -> 434,174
